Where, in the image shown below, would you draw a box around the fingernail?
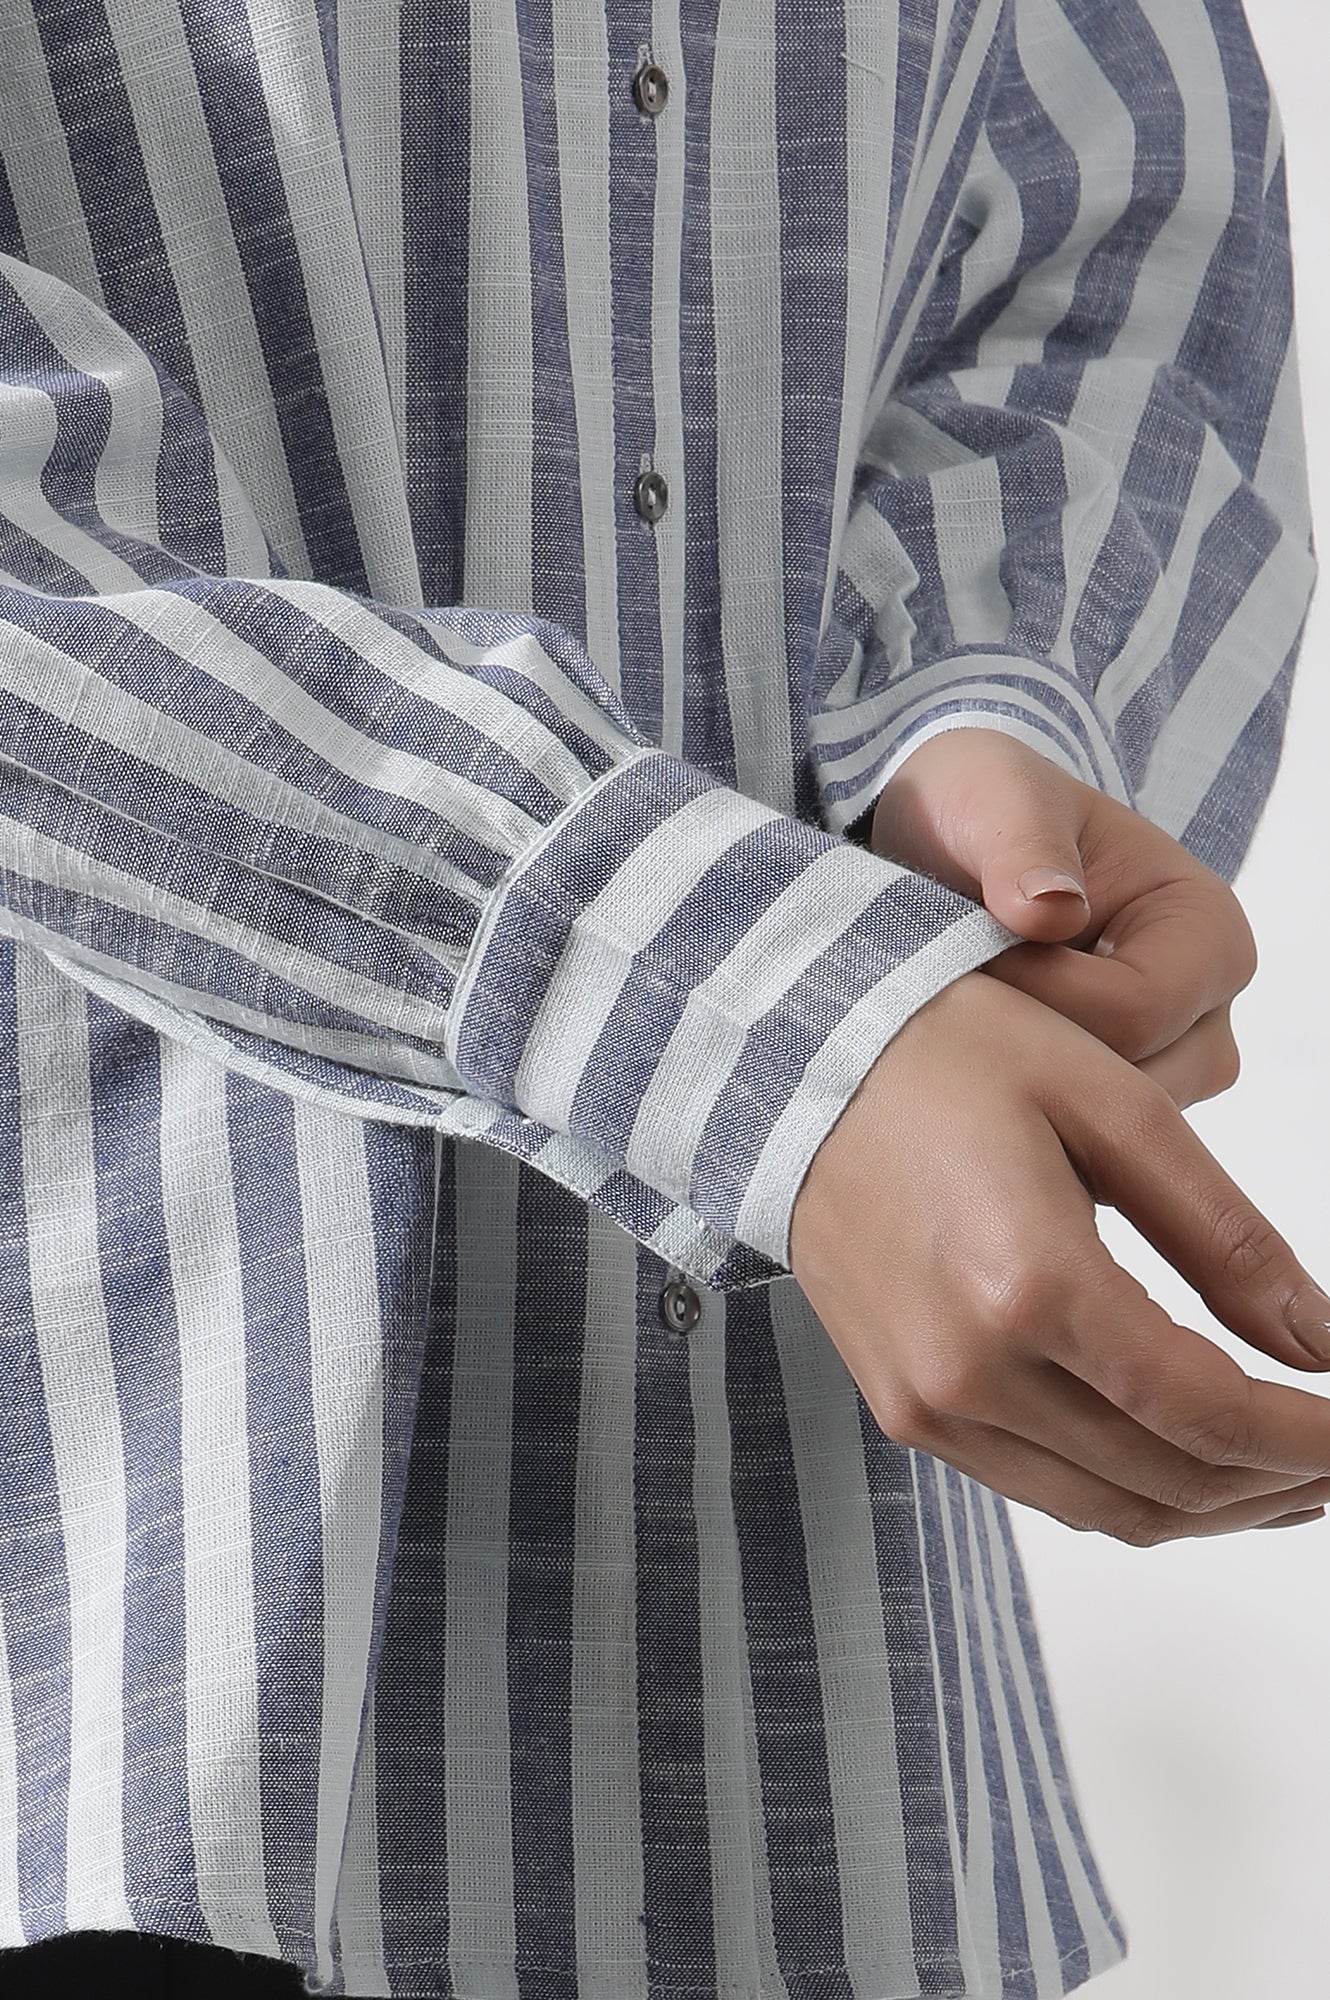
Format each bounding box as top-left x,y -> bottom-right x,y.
1018,867 -> 1090,909
1284,1284 -> 1330,1363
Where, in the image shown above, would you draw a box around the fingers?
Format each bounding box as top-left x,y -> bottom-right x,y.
1091,875 -> 1259,1040
984,950 -> 1243,1112
875,726 -> 1258,1118
1253,1507 -> 1327,1530
895,1413 -> 1330,1547
793,966 -> 1328,1555
980,881 -> 1246,1069
1050,1074 -> 1330,1468
931,1345 -> 1330,1519
881,1099 -> 1330,1519
1130,1005 -> 1240,1110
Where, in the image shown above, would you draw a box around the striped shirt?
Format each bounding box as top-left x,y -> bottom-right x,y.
0,0 -> 1313,1993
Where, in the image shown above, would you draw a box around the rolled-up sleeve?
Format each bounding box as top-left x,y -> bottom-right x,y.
0,251 -> 1024,1292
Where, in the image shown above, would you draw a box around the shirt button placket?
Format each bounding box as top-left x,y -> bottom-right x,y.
627,48 -> 672,530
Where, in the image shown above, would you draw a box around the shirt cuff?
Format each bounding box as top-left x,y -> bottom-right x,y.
444,744 -> 1024,1274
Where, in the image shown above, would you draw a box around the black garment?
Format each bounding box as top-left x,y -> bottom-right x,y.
3,1932 -> 307,1996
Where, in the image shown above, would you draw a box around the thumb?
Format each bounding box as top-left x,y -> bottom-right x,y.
988,849 -> 1091,941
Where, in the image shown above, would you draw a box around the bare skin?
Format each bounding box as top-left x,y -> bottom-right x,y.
859,724 -> 1258,1115
787,945 -> 1330,1547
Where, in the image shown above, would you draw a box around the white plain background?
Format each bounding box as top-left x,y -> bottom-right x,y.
1008,2 -> 1330,1993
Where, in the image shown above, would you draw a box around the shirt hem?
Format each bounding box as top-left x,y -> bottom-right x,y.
0,1909 -> 1129,2000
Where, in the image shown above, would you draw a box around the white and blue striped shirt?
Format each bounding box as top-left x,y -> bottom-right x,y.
0,0 -> 1314,1994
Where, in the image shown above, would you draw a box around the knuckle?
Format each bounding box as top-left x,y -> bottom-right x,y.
1156,1458 -> 1233,1515
1225,891 -> 1259,990
1123,1511 -> 1178,1550
871,1385 -> 934,1448
1127,1073 -> 1181,1143
983,1258 -> 1064,1343
1213,1028 -> 1241,1094
1209,1205 -> 1286,1297
1085,1347 -> 1158,1427
1169,1393 -> 1258,1470
1086,1503 -> 1174,1549
1116,985 -> 1162,1065
910,1353 -> 988,1420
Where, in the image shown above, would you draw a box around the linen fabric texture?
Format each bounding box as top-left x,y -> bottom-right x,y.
0,0 -> 1314,1995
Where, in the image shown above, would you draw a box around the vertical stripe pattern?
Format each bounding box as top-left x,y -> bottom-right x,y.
0,0 -> 1313,1993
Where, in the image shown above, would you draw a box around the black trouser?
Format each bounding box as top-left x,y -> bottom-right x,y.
1,1932 -> 309,1995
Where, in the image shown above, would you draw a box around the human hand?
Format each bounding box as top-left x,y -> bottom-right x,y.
788,969 -> 1330,1543
860,726 -> 1255,1112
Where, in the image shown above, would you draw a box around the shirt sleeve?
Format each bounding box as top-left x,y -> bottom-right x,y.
819,0 -> 1317,888
0,249 -> 1025,1294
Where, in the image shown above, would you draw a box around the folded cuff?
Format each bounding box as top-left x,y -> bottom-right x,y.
445,745 -> 1024,1272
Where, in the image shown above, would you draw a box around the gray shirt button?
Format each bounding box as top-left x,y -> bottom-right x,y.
632,61 -> 670,117
634,469 -> 669,522
659,1279 -> 701,1334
